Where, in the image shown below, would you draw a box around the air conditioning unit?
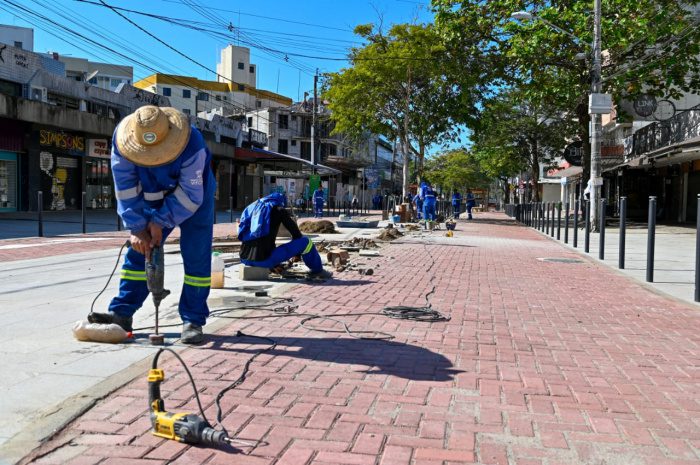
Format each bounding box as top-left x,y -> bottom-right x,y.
30,86 -> 47,103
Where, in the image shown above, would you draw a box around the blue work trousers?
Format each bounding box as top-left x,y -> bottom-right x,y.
314,201 -> 324,217
242,237 -> 322,273
109,182 -> 215,327
452,202 -> 461,219
423,199 -> 436,222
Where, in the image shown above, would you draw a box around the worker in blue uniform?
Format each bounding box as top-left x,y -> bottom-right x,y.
88,105 -> 214,344
451,191 -> 462,219
313,186 -> 325,218
421,182 -> 437,226
238,193 -> 332,279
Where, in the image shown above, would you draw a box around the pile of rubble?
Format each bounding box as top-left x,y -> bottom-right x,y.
299,220 -> 338,234
377,225 -> 404,241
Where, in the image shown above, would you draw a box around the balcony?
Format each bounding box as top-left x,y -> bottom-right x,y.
627,104 -> 700,160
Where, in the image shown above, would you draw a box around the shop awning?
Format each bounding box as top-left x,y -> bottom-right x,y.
549,166 -> 583,178
235,147 -> 341,176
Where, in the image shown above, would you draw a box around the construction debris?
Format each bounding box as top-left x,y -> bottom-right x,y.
299,220 -> 338,234
326,248 -> 350,270
404,224 -> 421,231
377,225 -> 404,241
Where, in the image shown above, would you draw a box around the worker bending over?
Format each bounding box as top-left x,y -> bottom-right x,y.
239,193 -> 332,279
89,105 -> 214,344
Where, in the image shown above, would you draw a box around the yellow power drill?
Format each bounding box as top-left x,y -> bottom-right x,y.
148,348 -> 229,447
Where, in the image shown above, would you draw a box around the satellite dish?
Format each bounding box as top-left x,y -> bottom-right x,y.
85,70 -> 99,83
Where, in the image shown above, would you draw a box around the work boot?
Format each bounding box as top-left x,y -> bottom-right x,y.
181,322 -> 204,345
308,269 -> 333,280
87,312 -> 133,332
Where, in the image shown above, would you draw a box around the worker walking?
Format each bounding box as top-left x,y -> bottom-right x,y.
238,193 -> 332,279
451,191 -> 462,219
89,106 -> 214,344
466,189 -> 476,220
313,186 -> 325,218
421,182 -> 437,226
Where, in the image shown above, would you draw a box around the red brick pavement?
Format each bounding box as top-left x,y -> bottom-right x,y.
0,224 -> 237,262
21,213 -> 700,464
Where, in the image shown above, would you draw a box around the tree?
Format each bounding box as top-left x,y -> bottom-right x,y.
434,0 -> 700,210
323,22 -> 479,195
471,88 -> 573,202
423,149 -> 491,193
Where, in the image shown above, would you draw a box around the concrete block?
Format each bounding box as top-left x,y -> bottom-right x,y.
239,265 -> 270,281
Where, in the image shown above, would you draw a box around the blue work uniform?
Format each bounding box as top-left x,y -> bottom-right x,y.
108,126 -> 215,327
466,192 -> 476,219
413,194 -> 423,219
238,194 -> 322,273
451,193 -> 462,218
422,186 -> 436,222
313,188 -> 325,217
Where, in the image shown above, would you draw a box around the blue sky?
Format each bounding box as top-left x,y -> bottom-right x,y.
0,0 -> 433,101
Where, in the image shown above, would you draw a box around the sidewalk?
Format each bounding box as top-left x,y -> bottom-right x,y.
5,212 -> 699,465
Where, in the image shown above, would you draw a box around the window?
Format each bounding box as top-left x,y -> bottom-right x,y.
215,95 -> 221,101
110,78 -> 122,88
278,114 -> 288,129
88,77 -> 97,84
238,62 -> 245,70
300,141 -> 311,160
14,41 -> 22,49
162,87 -> 172,96
238,84 -> 245,91
278,139 -> 289,154
256,100 -> 262,108
182,109 -> 191,115
182,89 -> 191,98
291,140 -> 297,146
197,92 -> 209,101
247,117 -> 253,127
249,65 -> 255,73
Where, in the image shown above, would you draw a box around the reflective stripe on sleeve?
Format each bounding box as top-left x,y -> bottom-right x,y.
143,191 -> 165,201
173,186 -> 199,213
115,184 -> 142,200
184,274 -> 211,288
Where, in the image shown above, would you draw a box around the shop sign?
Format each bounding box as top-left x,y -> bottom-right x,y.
563,141 -> 583,166
39,129 -> 85,154
249,129 -> 268,148
88,139 -> 110,159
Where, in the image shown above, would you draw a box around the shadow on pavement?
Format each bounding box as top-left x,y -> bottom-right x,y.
206,334 -> 462,382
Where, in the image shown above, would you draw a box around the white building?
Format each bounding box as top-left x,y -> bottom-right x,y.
58,56 -> 133,92
134,45 -> 290,116
0,24 -> 33,51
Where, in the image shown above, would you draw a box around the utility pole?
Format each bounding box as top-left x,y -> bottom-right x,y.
311,68 -> 318,169
589,0 -> 603,231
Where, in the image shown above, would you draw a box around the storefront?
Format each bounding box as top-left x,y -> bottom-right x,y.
0,118 -> 26,212
86,138 -> 114,209
32,127 -> 86,211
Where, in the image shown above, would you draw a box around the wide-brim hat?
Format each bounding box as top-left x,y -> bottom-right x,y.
115,105 -> 191,167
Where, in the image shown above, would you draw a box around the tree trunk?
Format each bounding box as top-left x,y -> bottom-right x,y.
402,136 -> 410,197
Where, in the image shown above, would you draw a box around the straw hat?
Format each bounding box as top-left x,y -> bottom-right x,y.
115,106 -> 191,167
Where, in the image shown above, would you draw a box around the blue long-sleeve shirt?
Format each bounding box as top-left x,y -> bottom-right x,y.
111,125 -> 213,234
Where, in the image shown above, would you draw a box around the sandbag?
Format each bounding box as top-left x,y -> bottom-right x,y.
72,319 -> 129,343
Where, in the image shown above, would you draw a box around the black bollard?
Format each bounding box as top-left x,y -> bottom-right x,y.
564,202 -> 570,243
647,196 -> 656,282
584,200 -> 591,253
573,200 -> 579,248
213,205 -> 217,224
599,198 -> 606,260
545,203 -> 550,235
557,203 -> 562,240
81,191 -> 86,234
540,203 -> 545,231
116,207 -> 122,231
229,196 -> 234,223
695,195 -> 700,301
37,191 -> 43,237
619,197 -> 626,269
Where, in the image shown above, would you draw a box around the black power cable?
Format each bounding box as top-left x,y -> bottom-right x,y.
89,240 -> 131,315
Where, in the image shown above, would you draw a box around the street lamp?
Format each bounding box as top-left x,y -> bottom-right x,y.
511,3 -> 606,231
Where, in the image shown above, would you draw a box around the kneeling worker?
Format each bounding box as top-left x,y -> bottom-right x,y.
89,105 -> 215,344
238,193 -> 332,279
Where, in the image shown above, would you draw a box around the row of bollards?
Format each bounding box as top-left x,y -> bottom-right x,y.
507,194 -> 700,302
